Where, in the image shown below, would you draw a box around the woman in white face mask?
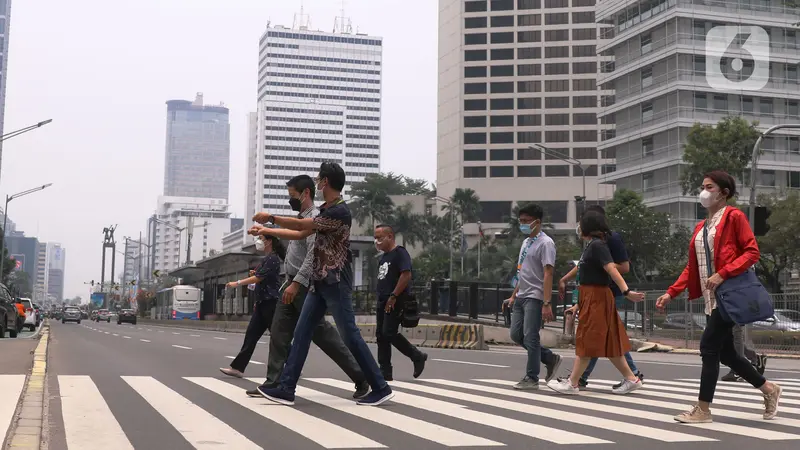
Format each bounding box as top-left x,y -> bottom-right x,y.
655,170 -> 781,424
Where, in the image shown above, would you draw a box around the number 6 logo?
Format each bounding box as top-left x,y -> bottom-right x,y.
705,25 -> 770,92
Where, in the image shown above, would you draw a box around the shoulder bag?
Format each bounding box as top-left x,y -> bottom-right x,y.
397,291 -> 420,328
702,221 -> 773,324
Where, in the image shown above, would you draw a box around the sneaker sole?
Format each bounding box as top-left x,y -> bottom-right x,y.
513,385 -> 539,390
257,387 -> 295,406
612,381 -> 643,395
764,384 -> 782,420
674,417 -> 712,424
246,392 -> 261,398
546,383 -> 579,395
219,369 -> 243,378
546,357 -> 563,382
357,392 -> 395,406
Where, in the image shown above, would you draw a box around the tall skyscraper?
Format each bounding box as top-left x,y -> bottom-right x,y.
437,0 -> 613,230
0,0 -> 12,181
251,19 -> 383,217
597,0 -> 800,227
164,93 -> 231,200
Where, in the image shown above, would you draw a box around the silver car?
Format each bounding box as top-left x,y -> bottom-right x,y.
62,307 -> 82,324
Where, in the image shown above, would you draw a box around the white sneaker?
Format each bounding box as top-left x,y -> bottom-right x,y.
612,378 -> 642,394
546,379 -> 580,395
219,367 -> 243,378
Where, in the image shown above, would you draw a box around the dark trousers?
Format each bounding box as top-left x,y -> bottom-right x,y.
265,280 -> 365,385
699,308 -> 766,402
230,299 -> 277,372
376,296 -> 424,376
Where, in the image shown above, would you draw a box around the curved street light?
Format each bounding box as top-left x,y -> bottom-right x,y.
1,183 -> 54,278
1,119 -> 53,142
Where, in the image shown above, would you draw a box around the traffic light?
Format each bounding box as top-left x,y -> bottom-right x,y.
754,206 -> 771,236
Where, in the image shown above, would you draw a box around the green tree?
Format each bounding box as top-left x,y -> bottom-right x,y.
0,227 -> 17,284
446,188 -> 482,225
412,243 -> 452,281
680,116 -> 761,195
755,192 -> 800,292
655,225 -> 693,280
391,202 -> 426,247
7,270 -> 32,296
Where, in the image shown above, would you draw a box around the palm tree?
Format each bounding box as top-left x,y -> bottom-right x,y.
348,174 -> 399,229
392,203 -> 426,247
445,188 -> 481,225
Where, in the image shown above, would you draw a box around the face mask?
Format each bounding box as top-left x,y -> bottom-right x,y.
288,196 -> 302,212
254,238 -> 265,252
519,221 -> 539,235
699,190 -> 717,208
315,183 -> 325,201
576,225 -> 582,237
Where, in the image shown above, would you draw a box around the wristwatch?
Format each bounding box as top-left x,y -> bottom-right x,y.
267,214 -> 275,224
543,301 -> 551,306
623,289 -> 631,296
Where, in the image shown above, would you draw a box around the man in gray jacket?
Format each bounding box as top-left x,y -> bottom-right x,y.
246,174 -> 369,399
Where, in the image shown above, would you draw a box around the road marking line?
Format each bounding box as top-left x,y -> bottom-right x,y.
257,341 -> 267,344
401,380 -> 713,443
189,377 -> 384,449
158,330 -> 164,333
146,329 -> 152,331
140,339 -> 151,343
123,376 -> 261,450
104,332 -> 109,334
190,334 -> 201,337
173,332 -> 181,335
0,375 -> 26,443
224,356 -> 264,365
669,378 -> 800,398
112,334 -> 119,337
432,358 -> 509,368
213,337 -> 227,340
59,376 -> 134,449
172,345 -> 192,350
309,378 -> 608,444
123,336 -> 131,339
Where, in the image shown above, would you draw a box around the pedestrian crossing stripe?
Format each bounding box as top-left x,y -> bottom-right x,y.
5,376 -> 800,449
672,379 -> 800,399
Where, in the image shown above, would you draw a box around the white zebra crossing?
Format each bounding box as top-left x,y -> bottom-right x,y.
5,375 -> 800,448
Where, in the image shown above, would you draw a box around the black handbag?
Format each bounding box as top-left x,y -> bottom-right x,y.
398,292 -> 420,328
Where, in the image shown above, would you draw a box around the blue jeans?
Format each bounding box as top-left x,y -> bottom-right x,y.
277,279 -> 387,394
581,295 -> 638,381
509,297 -> 555,381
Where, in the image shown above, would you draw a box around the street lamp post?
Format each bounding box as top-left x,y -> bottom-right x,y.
748,124 -> 800,230
532,144 -> 587,218
433,196 -> 455,279
1,119 -> 53,142
1,184 -> 53,278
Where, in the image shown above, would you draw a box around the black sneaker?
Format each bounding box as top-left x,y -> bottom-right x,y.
613,372 -> 644,390
246,388 -> 262,397
545,354 -> 563,382
413,353 -> 428,378
356,386 -> 394,406
721,371 -> 743,382
381,371 -> 393,382
353,381 -> 370,399
756,354 -> 768,375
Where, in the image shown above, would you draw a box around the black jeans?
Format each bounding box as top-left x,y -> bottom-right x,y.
376,296 -> 424,376
699,308 -> 766,402
230,299 -> 277,372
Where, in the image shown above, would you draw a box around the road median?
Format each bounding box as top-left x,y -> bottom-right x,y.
5,321 -> 50,450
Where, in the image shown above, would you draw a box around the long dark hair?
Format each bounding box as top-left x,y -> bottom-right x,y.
265,235 -> 287,260
580,210 -> 610,241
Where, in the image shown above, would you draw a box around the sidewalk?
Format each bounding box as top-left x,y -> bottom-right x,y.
0,339 -> 37,374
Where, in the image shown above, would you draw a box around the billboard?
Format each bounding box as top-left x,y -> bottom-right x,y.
90,292 -> 106,308
10,254 -> 24,271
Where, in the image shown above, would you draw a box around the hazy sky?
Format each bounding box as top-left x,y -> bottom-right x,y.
2,0 -> 437,299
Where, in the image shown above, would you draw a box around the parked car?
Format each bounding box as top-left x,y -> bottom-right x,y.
95,309 -> 111,323
751,310 -> 800,332
0,284 -> 20,338
117,309 -> 137,325
61,307 -> 82,324
16,298 -> 38,331
32,304 -> 42,327
661,312 -> 708,330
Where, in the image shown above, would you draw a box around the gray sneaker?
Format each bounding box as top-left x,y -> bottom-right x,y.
764,383 -> 782,420
513,376 -> 539,390
545,354 -> 563,382
611,378 -> 642,395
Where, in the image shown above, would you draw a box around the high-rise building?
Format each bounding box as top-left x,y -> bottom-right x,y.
0,0 -> 12,181
6,235 -> 40,295
597,0 -> 800,227
252,21 -> 383,217
437,0 -> 614,230
33,242 -> 65,304
164,93 -> 231,200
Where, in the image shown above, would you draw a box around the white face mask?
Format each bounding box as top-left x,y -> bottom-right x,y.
254,238 -> 265,252
315,183 -> 325,201
698,190 -> 717,208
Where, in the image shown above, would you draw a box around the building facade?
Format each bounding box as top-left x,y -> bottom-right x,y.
252,23 -> 383,218
597,0 -> 800,227
437,0 -> 614,230
164,93 -> 231,201
149,196 -> 234,273
0,0 -> 11,181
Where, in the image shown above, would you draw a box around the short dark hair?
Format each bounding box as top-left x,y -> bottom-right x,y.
580,210 -> 610,240
318,162 -> 346,191
262,234 -> 287,261
585,205 -> 605,215
375,224 -> 395,236
286,174 -> 315,198
704,170 -> 737,199
517,203 -> 544,221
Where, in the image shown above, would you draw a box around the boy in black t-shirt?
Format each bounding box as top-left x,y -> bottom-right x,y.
374,224 -> 427,380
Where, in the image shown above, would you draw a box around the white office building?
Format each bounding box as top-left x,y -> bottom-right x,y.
149,196 -> 234,273
0,0 -> 12,181
251,22 -> 383,218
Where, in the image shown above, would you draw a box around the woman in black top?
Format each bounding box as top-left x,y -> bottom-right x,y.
220,235 -> 286,378
547,211 -> 645,396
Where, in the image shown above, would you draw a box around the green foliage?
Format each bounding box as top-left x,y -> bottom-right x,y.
0,227 -> 17,284
680,116 -> 761,196
444,188 -> 482,225
755,192 -> 800,292
7,270 -> 32,296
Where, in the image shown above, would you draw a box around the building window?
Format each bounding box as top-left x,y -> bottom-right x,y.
545,63 -> 569,75
642,172 -> 654,191
518,165 -> 542,177
545,12 -> 569,25
759,170 -> 776,187
790,171 -> 800,188
518,14 -> 542,26
789,101 -> 800,117
573,147 -> 597,159
518,148 -> 541,160
789,137 -> 800,154
693,55 -> 706,74
491,48 -> 515,60
517,80 -> 541,92
464,116 -> 487,128
573,113 -> 597,125
518,0 -> 541,9
642,136 -> 654,156
491,65 -> 514,77
539,201 -> 569,224
572,62 -> 597,74
572,45 -> 596,57
465,1 -> 488,12
491,15 -> 515,27
517,114 -> 541,126
490,166 -> 515,177
574,165 -> 598,176
465,50 -> 487,61
545,113 -> 570,125
478,201 -> 513,223
464,149 -> 487,161
464,132 -> 487,144
545,46 -> 570,58
518,64 -> 541,75
694,93 -> 707,111
573,130 -> 596,142
465,33 -> 488,45
464,82 -> 487,94
465,17 -> 488,28
490,98 -> 515,110
545,165 -> 571,177
573,79 -> 596,91
545,130 -> 570,142
572,0 -> 595,5
545,0 -> 568,7
545,29 -> 570,42
518,30 -> 541,43
641,33 -> 652,53
490,148 -> 515,160
490,132 -> 515,144
491,115 -> 515,127
572,11 -> 595,23
742,96 -> 754,113
517,131 -> 543,143
464,166 -> 487,178
491,32 -> 514,44
490,0 -> 515,10
642,102 -> 654,121
490,81 -> 514,93
545,96 -> 570,108
517,97 -> 542,109
572,28 -> 596,40
573,95 -> 596,108
465,66 -> 487,78
518,47 -> 541,59
641,67 -> 653,88
545,79 -> 570,92
465,99 -> 487,110
713,94 -> 728,111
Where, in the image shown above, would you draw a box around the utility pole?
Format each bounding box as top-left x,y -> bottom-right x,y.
185,216 -> 194,265
101,225 -> 117,308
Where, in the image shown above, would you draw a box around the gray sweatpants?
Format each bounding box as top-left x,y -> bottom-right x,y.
732,324 -> 758,365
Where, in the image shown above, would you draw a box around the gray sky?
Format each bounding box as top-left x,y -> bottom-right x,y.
2,0 -> 437,300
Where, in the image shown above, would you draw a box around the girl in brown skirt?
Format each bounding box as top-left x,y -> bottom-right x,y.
547,211 -> 646,395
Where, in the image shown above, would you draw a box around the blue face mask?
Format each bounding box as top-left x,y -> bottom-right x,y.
519,224 -> 532,235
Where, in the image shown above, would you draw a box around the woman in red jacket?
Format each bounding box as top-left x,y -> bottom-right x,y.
656,171 -> 782,423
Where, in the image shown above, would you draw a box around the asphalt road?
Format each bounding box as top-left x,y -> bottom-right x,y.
37,320 -> 800,450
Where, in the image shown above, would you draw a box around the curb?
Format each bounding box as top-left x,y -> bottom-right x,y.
6,321 -> 49,450
22,322 -> 45,340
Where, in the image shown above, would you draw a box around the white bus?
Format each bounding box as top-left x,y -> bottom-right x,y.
155,285 -> 202,320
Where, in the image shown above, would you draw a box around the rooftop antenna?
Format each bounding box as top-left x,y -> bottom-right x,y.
333,0 -> 352,34
293,1 -> 311,30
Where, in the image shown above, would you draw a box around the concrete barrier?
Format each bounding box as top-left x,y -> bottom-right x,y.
434,324 -> 487,350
